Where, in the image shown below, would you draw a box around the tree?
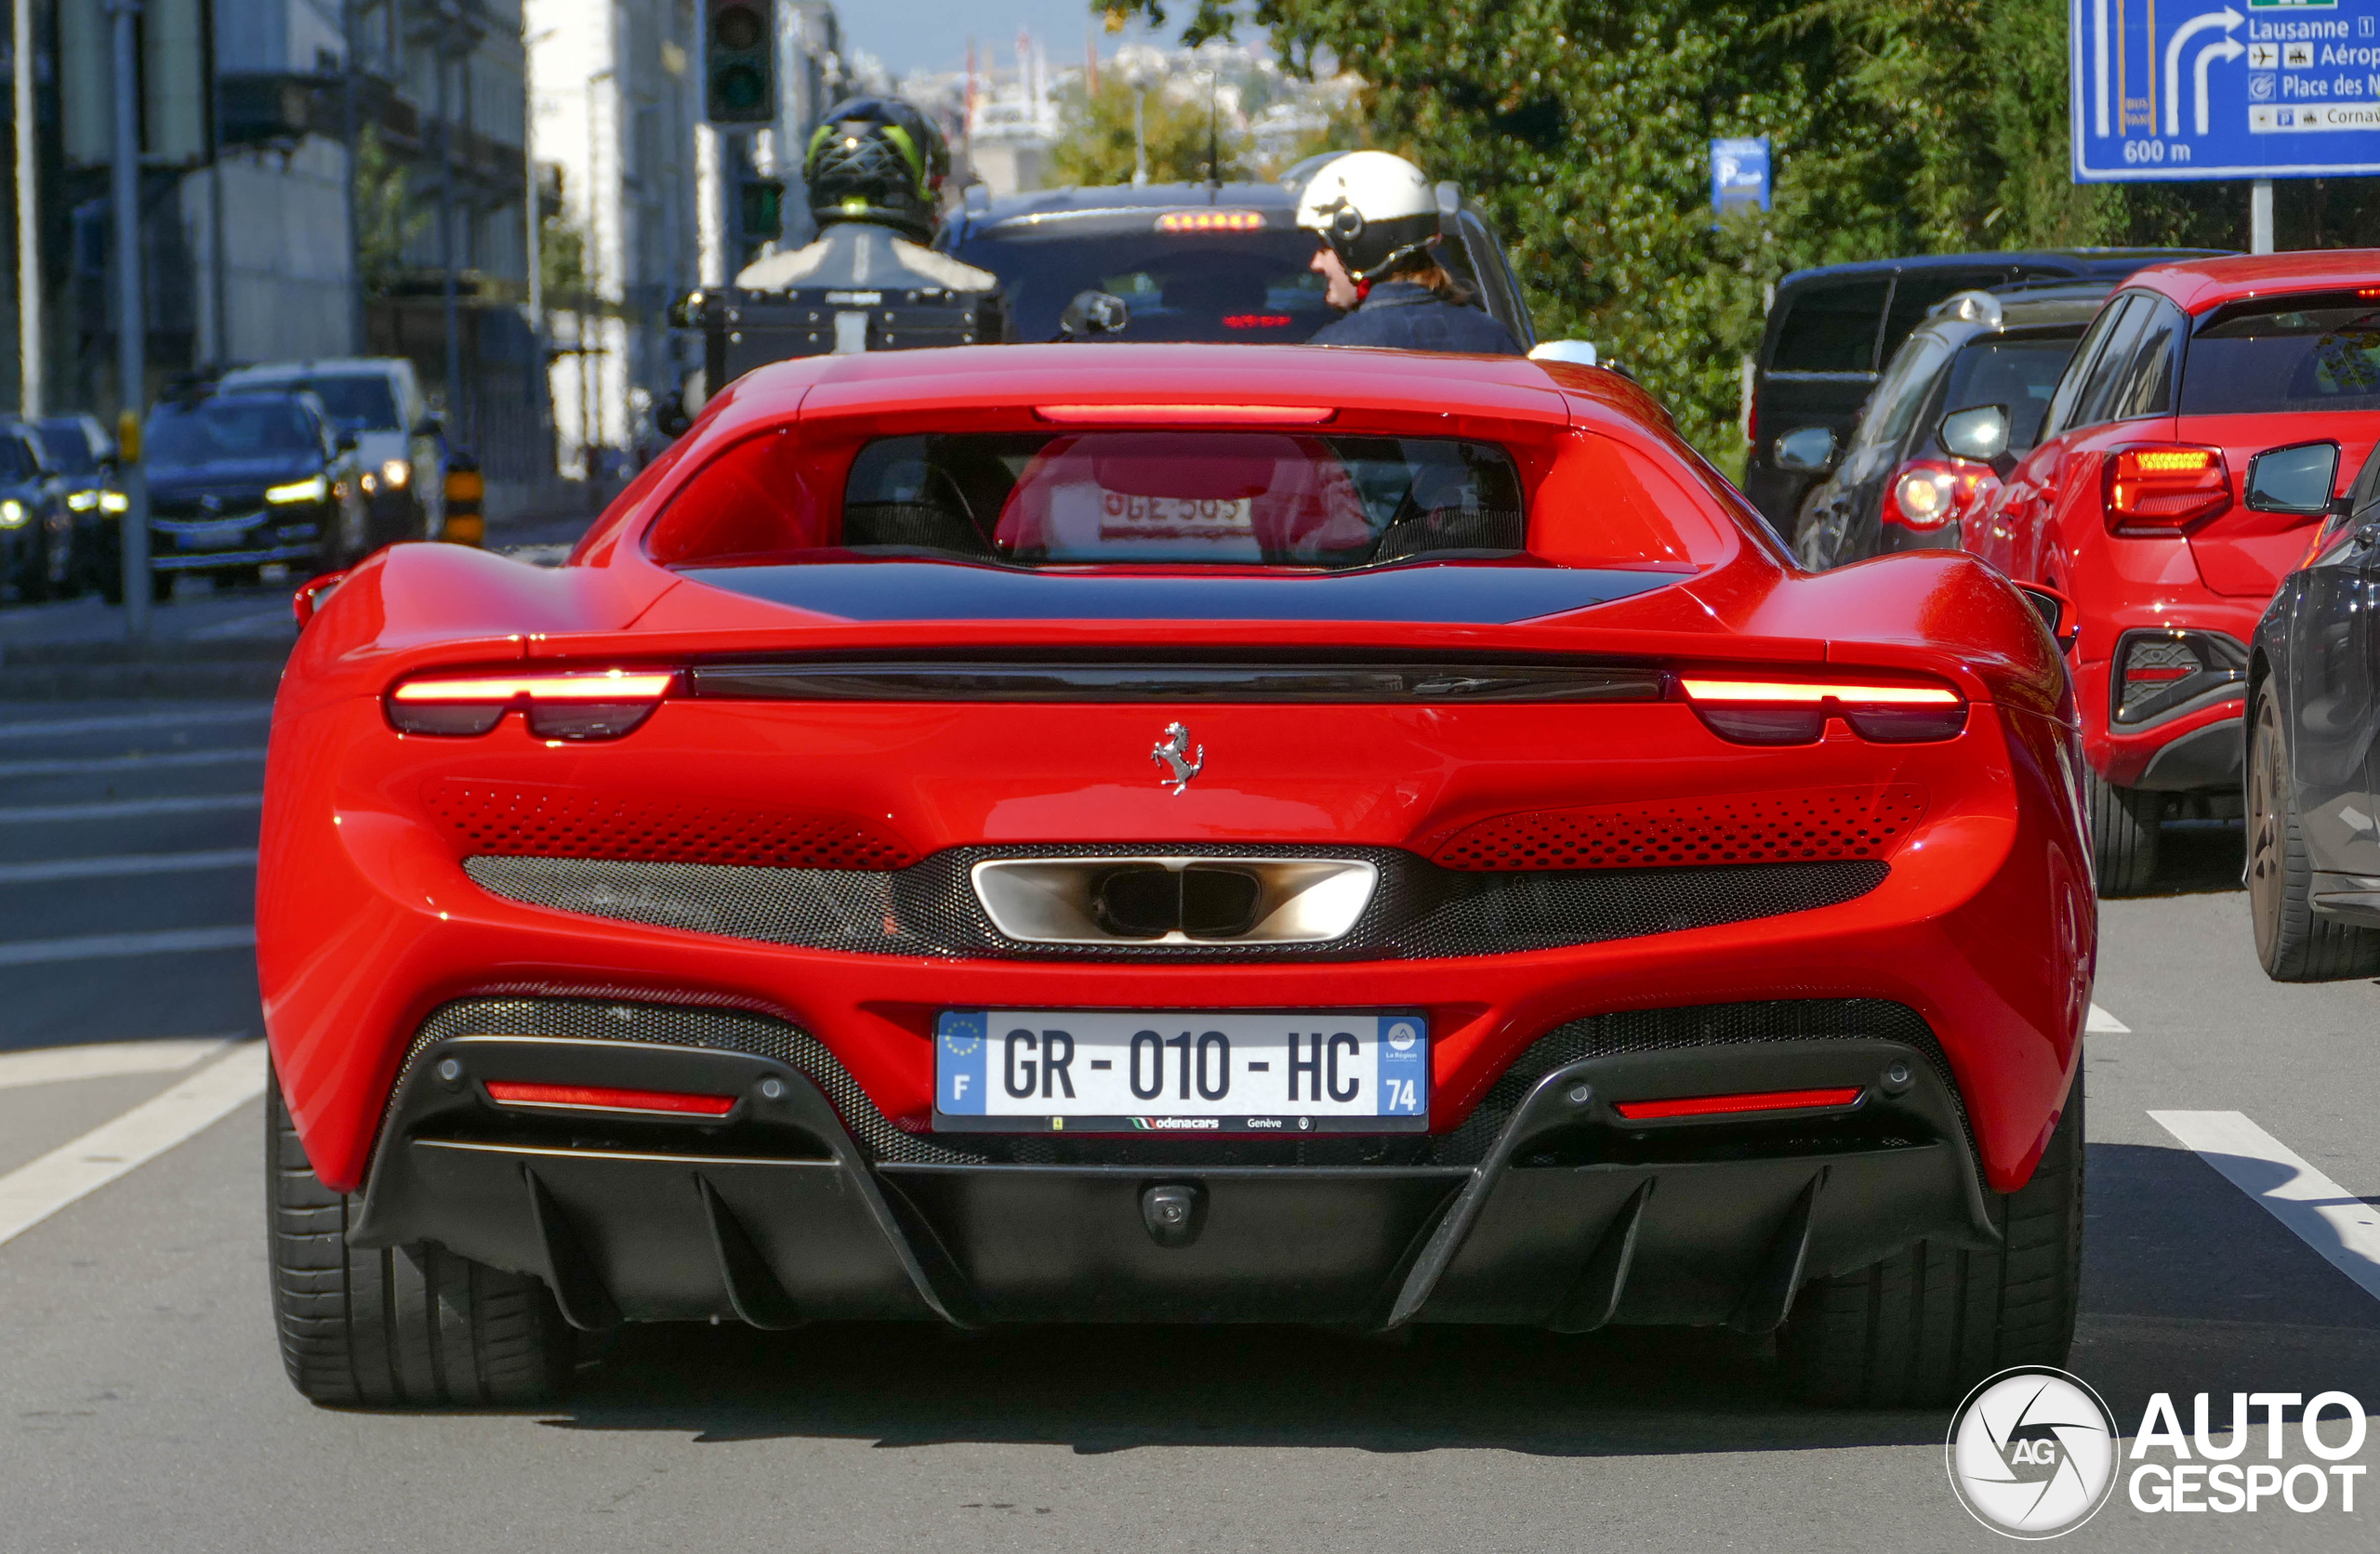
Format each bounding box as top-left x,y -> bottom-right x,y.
354,125 -> 428,296
1051,72 -> 1251,186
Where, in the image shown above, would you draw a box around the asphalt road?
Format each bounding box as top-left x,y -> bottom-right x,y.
1,699 -> 2376,1553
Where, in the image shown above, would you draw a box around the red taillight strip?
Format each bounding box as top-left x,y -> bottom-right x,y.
1678,678 -> 1961,706
1612,1086 -> 1865,1121
392,670 -> 676,704
1031,402 -> 1337,426
483,1081 -> 735,1117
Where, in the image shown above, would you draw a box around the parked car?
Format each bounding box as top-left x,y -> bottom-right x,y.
136,389 -> 369,600
0,420 -> 69,602
2243,440 -> 2380,980
1964,251 -> 2380,892
218,358 -> 445,546
935,179 -> 1538,349
33,414 -> 128,596
1795,284 -> 2109,571
1745,249 -> 2228,538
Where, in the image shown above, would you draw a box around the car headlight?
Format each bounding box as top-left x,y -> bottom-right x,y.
380,458 -> 410,489
66,489 -> 99,511
0,499 -> 24,528
266,475 -> 330,505
100,491 -> 127,513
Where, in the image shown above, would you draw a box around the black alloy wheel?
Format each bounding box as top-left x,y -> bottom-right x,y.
2247,686 -> 2380,981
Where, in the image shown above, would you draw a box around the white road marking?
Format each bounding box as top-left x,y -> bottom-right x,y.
0,706 -> 271,741
2087,1004 -> 2131,1034
0,746 -> 268,779
0,793 -> 262,824
0,925 -> 256,967
0,1036 -> 238,1093
0,849 -> 258,885
2150,1110 -> 2380,1306
0,1041 -> 267,1249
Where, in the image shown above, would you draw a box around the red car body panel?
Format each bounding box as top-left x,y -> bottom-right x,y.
1965,252 -> 2380,787
259,345 -> 2091,1325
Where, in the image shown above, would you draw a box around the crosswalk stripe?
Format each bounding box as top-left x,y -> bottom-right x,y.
0,1042 -> 267,1249
0,747 -> 269,779
2149,1109 -> 2380,1306
0,794 -> 263,824
2086,1004 -> 2130,1033
0,849 -> 258,885
0,706 -> 271,741
0,1036 -> 239,1093
0,925 -> 256,967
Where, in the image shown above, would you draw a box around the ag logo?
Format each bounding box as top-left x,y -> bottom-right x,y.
1947,1367 -> 2118,1538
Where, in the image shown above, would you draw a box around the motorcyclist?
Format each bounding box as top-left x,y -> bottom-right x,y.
1294,151 -> 1521,355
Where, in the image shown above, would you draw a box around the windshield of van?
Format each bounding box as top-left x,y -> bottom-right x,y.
2181,296 -> 2380,414
236,373 -> 402,432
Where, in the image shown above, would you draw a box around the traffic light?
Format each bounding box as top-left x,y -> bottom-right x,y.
706,0 -> 775,125
738,178 -> 786,244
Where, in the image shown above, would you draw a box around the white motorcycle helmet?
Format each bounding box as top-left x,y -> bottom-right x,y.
1295,151 -> 1441,284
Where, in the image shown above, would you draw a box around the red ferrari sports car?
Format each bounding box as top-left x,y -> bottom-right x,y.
1963,251 -> 2380,891
259,344 -> 2090,1410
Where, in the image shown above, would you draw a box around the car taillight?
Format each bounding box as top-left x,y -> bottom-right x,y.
1679,675 -> 1969,744
1887,457 -> 1993,531
2110,629 -> 2249,726
387,668 -> 675,740
2105,444 -> 2230,533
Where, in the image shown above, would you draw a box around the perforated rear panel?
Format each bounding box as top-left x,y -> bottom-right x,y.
1434,785 -> 1927,871
464,846 -> 1886,962
427,780 -> 916,869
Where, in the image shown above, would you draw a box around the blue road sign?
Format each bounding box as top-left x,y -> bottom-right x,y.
1711,137 -> 1772,214
2073,0 -> 2380,180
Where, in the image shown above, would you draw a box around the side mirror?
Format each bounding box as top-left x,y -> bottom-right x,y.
2245,440 -> 2341,516
1773,425 -> 1838,474
1527,340 -> 1600,368
335,431 -> 359,453
1056,289 -> 1130,340
413,415 -> 443,441
1939,403 -> 2012,463
2015,581 -> 2080,653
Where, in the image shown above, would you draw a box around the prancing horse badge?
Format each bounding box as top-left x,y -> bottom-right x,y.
1150,720 -> 1204,795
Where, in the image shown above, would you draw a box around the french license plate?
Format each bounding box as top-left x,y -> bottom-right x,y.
933,1009 -> 1428,1133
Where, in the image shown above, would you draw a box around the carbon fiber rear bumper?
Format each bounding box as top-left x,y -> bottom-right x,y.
347,997 -> 1998,1332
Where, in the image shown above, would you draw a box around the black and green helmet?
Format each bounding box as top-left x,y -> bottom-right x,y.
804,97 -> 950,242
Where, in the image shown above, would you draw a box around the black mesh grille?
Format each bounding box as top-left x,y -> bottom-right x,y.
390,995 -> 1963,1170
464,846 -> 1885,962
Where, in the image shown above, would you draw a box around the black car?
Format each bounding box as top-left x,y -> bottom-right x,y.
0,420 -> 71,603
1794,284 -> 2109,571
2246,438 -> 2380,981
33,414 -> 128,596
135,391 -> 368,600
1744,248 -> 2227,536
936,179 -> 1537,348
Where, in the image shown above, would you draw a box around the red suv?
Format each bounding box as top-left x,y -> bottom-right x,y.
1963,252 -> 2380,891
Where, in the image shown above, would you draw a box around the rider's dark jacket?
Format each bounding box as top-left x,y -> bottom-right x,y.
1305,279 -> 1523,355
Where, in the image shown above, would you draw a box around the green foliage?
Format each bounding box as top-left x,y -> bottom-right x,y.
354,125 -> 428,296
1095,0 -> 2288,459
539,212 -> 592,310
1051,72 -> 1252,185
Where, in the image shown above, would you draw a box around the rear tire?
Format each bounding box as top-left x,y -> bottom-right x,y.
2086,768 -> 2162,896
2247,686 -> 2380,981
1780,1070 -> 2082,1408
267,1065 -> 573,1406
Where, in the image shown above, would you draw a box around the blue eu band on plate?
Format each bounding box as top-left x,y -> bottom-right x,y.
933,1009 -> 1430,1132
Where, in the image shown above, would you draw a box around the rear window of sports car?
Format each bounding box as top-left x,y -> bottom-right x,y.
651,431 -> 1527,570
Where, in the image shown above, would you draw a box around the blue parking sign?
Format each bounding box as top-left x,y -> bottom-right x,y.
1710,137 -> 1772,215
2072,0 -> 2380,179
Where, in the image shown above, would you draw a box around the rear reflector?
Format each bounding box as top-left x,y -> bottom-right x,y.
483,1081 -> 735,1117
1678,676 -> 1968,744
1032,403 -> 1337,426
1612,1086 -> 1866,1121
387,668 -> 675,740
